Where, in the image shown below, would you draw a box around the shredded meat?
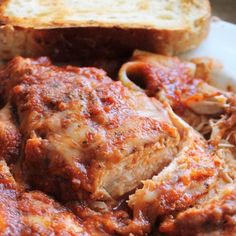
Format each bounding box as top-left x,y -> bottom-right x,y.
119,51 -> 236,235
128,122 -> 221,224
119,51 -> 232,138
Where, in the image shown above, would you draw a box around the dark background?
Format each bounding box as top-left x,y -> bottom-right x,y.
210,0 -> 236,23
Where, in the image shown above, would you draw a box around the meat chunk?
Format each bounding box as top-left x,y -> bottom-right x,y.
0,158 -> 89,235
69,200 -> 150,236
1,54 -> 235,235
1,56 -> 180,201
129,133 -> 236,235
159,187 -> 236,236
119,50 -> 231,137
0,159 -> 22,235
157,146 -> 236,236
128,118 -> 221,225
0,104 -> 21,164
19,191 -> 88,236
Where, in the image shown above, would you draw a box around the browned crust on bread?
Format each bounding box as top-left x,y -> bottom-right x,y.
0,0 -> 211,30
0,17 -> 210,62
0,0 -> 211,61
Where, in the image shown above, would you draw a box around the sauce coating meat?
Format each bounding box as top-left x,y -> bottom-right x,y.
0,159 -> 89,235
0,104 -> 21,164
0,54 -> 236,235
0,159 -> 21,235
0,56 -> 180,201
119,51 -> 231,137
119,51 -> 236,235
159,187 -> 236,236
128,119 -> 222,225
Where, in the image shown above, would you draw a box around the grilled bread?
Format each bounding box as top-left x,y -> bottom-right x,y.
0,0 -> 211,61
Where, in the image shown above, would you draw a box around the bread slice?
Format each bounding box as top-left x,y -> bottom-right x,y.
0,0 -> 211,61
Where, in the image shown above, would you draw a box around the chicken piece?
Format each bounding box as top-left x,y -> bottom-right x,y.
0,158 -> 89,235
159,187 -> 236,236
69,200 -> 150,236
1,56 -> 180,201
128,116 -> 222,225
158,146 -> 236,236
0,159 -> 22,235
0,103 -> 21,164
19,191 -> 88,236
130,141 -> 235,236
119,50 -> 231,136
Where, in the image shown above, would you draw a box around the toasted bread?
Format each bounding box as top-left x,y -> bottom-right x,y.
0,0 -> 211,61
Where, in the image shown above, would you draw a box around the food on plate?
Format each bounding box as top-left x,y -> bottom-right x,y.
119,50 -> 233,138
158,147 -> 236,235
0,51 -> 235,235
129,129 -> 236,235
128,120 -> 220,223
119,51 -> 236,235
0,0 -> 210,62
0,56 -> 182,202
0,103 -> 21,164
0,159 -> 21,235
210,99 -> 236,147
0,159 -> 89,235
0,152 -> 142,235
0,0 -> 235,233
159,186 -> 236,236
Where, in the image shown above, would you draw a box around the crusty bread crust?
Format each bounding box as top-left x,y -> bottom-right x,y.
0,21 -> 210,61
0,0 -> 211,61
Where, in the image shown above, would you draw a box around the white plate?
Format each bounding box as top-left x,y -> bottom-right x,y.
181,19 -> 236,91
